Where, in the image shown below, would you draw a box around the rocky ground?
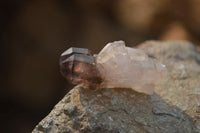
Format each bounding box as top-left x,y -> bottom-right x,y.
32,41 -> 200,133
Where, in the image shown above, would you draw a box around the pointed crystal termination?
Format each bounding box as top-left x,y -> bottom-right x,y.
59,41 -> 167,94
59,47 -> 103,88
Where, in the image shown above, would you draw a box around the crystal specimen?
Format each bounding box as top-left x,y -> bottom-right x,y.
60,41 -> 167,94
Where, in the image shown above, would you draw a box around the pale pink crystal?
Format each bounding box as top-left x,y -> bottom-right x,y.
96,41 -> 167,94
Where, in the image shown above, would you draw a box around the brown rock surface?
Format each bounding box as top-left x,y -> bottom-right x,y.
32,41 -> 200,133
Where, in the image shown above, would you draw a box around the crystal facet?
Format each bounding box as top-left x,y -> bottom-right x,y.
60,47 -> 102,88
60,41 -> 167,94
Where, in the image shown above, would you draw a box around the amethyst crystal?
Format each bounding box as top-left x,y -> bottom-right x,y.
59,41 -> 167,94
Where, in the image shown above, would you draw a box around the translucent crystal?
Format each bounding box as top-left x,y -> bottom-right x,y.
59,48 -> 102,88
96,41 -> 167,94
60,41 -> 167,95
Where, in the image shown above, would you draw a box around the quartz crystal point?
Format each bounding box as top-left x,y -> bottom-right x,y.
60,41 -> 167,95
59,47 -> 102,88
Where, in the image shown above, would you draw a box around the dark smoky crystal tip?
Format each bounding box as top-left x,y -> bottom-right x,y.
59,47 -> 102,87
61,54 -> 94,64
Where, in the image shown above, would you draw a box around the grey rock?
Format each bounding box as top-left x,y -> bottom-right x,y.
32,41 -> 200,133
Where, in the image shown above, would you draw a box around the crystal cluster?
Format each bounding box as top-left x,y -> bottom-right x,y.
60,41 -> 167,94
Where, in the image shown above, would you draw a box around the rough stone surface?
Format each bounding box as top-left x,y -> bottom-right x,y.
32,41 -> 200,133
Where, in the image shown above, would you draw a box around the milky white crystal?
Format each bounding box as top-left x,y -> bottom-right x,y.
96,41 -> 167,94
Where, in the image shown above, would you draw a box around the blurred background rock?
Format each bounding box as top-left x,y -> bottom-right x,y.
1,0 -> 200,132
